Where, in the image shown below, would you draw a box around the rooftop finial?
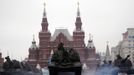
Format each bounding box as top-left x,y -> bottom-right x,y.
77,1 -> 80,17
105,41 -> 111,61
43,1 -> 47,18
33,34 -> 35,41
89,33 -> 92,40
89,33 -> 93,40
32,35 -> 36,44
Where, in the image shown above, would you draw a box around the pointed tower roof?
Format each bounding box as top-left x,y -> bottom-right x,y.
51,29 -> 73,41
75,1 -> 82,31
77,2 -> 80,17
105,41 -> 111,61
87,34 -> 95,48
30,35 -> 38,49
41,1 -> 49,32
32,35 -> 36,44
106,41 -> 110,56
43,2 -> 47,18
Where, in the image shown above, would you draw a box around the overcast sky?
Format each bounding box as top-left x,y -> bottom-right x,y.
0,0 -> 134,60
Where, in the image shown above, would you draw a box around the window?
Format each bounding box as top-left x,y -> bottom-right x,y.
129,36 -> 134,39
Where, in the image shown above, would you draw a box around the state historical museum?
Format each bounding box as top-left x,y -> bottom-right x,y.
28,3 -> 99,68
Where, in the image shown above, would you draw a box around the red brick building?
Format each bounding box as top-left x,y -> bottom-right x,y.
28,3 -> 99,68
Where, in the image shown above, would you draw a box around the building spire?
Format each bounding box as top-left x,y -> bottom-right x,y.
33,35 -> 35,41
106,41 -> 110,56
87,34 -> 95,48
30,35 -> 38,49
105,41 -> 111,61
75,1 -> 82,31
106,41 -> 109,50
32,35 -> 36,44
41,1 -> 49,32
89,33 -> 92,41
77,1 -> 80,17
43,2 -> 46,18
